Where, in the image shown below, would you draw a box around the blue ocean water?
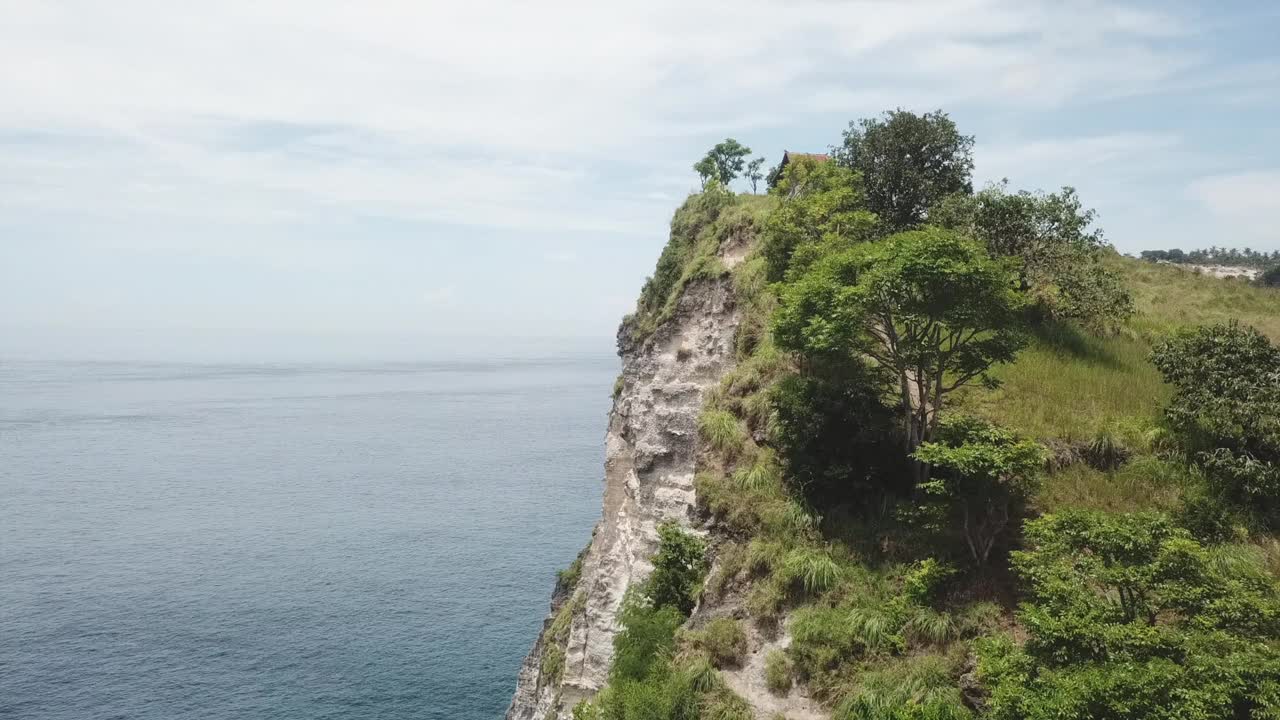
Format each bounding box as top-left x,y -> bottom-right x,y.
0,357 -> 613,720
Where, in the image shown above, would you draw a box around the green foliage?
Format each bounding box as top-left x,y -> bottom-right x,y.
695,138 -> 752,187
763,157 -> 877,281
746,157 -> 766,194
699,410 -> 746,458
1084,428 -> 1129,471
686,617 -> 748,668
1260,265 -> 1280,288
647,522 -> 709,615
774,228 -> 1027,461
833,656 -> 972,720
934,183 -> 1132,328
778,547 -> 844,596
979,510 -> 1280,720
902,558 -> 956,605
611,594 -> 686,683
833,109 -> 974,232
1152,321 -> 1280,523
764,649 -> 793,694
912,416 -> 1047,564
902,607 -> 957,647
769,363 -> 902,504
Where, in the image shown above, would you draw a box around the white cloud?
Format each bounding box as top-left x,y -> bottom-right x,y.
0,0 -> 1238,242
1189,171 -> 1280,241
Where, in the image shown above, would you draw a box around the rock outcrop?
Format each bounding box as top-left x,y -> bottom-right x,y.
506,254 -> 742,720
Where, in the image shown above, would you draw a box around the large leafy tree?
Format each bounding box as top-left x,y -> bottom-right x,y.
762,156 -> 877,281
979,510 -> 1280,720
833,109 -> 974,232
773,228 -> 1026,473
693,138 -> 752,187
1151,322 -> 1280,523
933,182 -> 1133,328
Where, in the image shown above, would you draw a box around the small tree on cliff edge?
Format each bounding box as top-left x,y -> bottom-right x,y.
746,157 -> 766,193
773,228 -> 1027,481
693,138 -> 752,188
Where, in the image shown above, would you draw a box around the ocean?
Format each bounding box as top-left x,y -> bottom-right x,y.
0,357 -> 614,720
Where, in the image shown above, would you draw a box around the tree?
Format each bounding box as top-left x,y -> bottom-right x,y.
934,183 -> 1133,328
1260,265 -> 1280,288
773,228 -> 1027,475
693,138 -> 752,187
912,416 -> 1046,564
1151,322 -> 1280,524
693,156 -> 717,189
833,109 -> 974,232
978,510 -> 1280,720
762,156 -> 877,281
745,157 -> 765,193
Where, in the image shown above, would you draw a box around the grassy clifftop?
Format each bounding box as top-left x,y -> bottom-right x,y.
579,180 -> 1280,720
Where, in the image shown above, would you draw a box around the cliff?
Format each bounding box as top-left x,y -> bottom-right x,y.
506,233 -> 748,720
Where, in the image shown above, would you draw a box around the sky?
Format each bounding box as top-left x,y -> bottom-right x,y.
1,1 -> 1277,361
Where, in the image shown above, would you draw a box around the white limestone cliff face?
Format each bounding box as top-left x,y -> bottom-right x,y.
506,261 -> 742,720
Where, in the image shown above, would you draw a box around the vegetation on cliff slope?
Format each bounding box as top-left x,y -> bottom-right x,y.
581,108 -> 1280,720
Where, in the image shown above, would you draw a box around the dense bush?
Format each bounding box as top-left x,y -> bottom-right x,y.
769,363 -> 903,506
978,510 -> 1280,720
647,523 -> 709,615
911,416 -> 1047,564
1152,322 -> 1280,524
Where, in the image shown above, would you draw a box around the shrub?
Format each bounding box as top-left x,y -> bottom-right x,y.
901,558 -> 956,605
978,510 -> 1280,720
764,649 -> 793,694
647,522 -> 708,615
689,617 -> 748,668
610,595 -> 684,683
1151,322 -> 1280,524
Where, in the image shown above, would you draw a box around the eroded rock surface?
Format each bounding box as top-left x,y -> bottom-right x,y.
506,271 -> 741,720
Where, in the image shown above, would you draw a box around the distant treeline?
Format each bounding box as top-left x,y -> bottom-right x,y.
1140,247 -> 1280,269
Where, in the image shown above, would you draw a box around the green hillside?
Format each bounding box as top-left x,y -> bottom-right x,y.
577,112 -> 1280,720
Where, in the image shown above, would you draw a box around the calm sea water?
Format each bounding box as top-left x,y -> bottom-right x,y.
0,357 -> 613,720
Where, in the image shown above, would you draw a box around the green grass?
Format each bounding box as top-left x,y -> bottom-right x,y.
686,617 -> 748,668
957,256 -> 1280,443
955,321 -> 1169,442
1035,455 -> 1193,514
1124,257 -> 1280,341
699,410 -> 747,457
764,649 -> 793,694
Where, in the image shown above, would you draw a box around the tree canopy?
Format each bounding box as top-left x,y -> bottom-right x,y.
693,138 -> 752,188
1152,322 -> 1280,524
773,228 -> 1026,465
833,109 -> 974,232
934,183 -> 1133,328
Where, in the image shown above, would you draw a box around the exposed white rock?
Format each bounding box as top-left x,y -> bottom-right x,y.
505,268 -> 742,720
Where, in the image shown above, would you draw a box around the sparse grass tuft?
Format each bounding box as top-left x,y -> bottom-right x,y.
687,617 -> 748,668
765,649 -> 793,694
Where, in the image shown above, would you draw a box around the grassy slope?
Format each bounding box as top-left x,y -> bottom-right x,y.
957,255 -> 1280,514
593,192 -> 1280,719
